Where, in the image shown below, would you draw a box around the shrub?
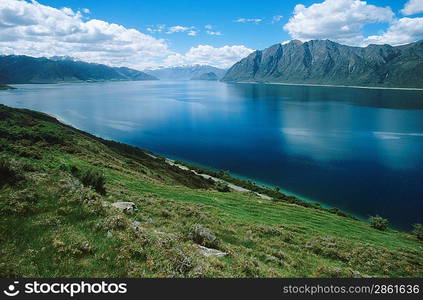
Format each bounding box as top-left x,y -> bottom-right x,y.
69,165 -> 106,195
369,215 -> 389,231
215,181 -> 230,192
79,168 -> 106,195
412,224 -> 423,241
0,158 -> 24,186
189,224 -> 218,248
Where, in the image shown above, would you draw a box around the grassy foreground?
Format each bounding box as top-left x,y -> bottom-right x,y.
0,104 -> 421,278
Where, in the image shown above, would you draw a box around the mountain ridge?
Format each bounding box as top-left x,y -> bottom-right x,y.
144,65 -> 226,80
222,40 -> 423,88
0,55 -> 158,84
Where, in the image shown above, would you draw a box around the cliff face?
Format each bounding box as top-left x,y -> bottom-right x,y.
222,40 -> 423,88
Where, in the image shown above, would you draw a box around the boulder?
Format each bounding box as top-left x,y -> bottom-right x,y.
196,245 -> 227,257
111,202 -> 137,214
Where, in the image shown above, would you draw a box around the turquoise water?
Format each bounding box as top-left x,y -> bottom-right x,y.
1,81 -> 423,229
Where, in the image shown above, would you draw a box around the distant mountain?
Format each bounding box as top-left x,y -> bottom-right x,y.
222,40 -> 423,88
0,55 -> 158,84
144,65 -> 226,80
191,72 -> 219,81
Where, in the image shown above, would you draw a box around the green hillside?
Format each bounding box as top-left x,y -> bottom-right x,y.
0,104 -> 421,278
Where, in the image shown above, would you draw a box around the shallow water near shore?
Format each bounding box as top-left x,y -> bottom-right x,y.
1,80 -> 423,230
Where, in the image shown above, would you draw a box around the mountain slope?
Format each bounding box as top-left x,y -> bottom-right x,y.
0,104 -> 422,278
0,55 -> 158,84
191,72 -> 219,81
144,65 -> 226,80
222,40 -> 423,88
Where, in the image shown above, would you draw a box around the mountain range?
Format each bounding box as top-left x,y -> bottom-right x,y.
0,55 -> 158,84
144,65 -> 226,80
222,40 -> 423,88
191,72 -> 219,81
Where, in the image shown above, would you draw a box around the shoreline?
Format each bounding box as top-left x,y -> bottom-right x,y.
234,81 -> 423,91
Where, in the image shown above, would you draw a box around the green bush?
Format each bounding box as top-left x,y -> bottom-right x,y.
412,224 -> 423,241
69,165 -> 106,195
215,181 -> 230,192
79,168 -> 106,195
369,215 -> 389,231
0,158 -> 24,186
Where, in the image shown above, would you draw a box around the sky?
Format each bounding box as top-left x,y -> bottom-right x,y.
0,0 -> 422,69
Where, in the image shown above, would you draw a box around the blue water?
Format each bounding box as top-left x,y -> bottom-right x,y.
1,81 -> 423,230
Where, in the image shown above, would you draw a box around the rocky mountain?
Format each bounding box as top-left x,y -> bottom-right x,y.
144,65 -> 226,80
222,40 -> 423,88
0,55 -> 158,84
191,72 -> 219,81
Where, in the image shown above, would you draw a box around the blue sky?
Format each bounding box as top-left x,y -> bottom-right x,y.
0,0 -> 422,69
37,0 -> 421,53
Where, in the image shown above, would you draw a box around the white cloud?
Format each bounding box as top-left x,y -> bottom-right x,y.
206,30 -> 222,36
166,25 -> 198,36
167,25 -> 189,34
0,0 -> 252,69
82,8 -> 90,14
401,0 -> 423,16
235,18 -> 263,24
146,24 -> 166,33
364,17 -> 423,45
164,45 -> 254,69
272,15 -> 283,23
0,0 -> 171,69
284,0 -> 394,45
204,25 -> 222,35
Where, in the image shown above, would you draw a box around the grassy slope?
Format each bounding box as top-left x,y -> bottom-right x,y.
0,85 -> 15,90
0,104 -> 421,278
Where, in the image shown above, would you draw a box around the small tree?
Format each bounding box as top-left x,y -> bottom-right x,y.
369,215 -> 389,231
412,224 -> 423,241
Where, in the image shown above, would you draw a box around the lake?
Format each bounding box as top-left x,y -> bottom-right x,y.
1,81 -> 423,230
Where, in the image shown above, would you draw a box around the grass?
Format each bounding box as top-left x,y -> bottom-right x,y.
0,104 -> 422,278
0,85 -> 16,90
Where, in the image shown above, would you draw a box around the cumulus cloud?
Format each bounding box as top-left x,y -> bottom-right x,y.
401,0 -> 423,16
235,18 -> 263,24
283,0 -> 394,45
364,17 -> 423,45
164,45 -> 254,69
0,0 -> 252,69
0,0 -> 171,69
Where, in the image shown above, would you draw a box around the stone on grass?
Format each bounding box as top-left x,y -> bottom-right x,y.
196,245 -> 227,257
111,202 -> 137,214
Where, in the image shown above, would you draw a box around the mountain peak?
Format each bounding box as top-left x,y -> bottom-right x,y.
222,40 -> 423,88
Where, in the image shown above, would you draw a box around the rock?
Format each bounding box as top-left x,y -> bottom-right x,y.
111,202 -> 137,214
131,221 -> 143,232
196,245 -> 227,257
190,224 -> 218,248
353,270 -> 361,278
